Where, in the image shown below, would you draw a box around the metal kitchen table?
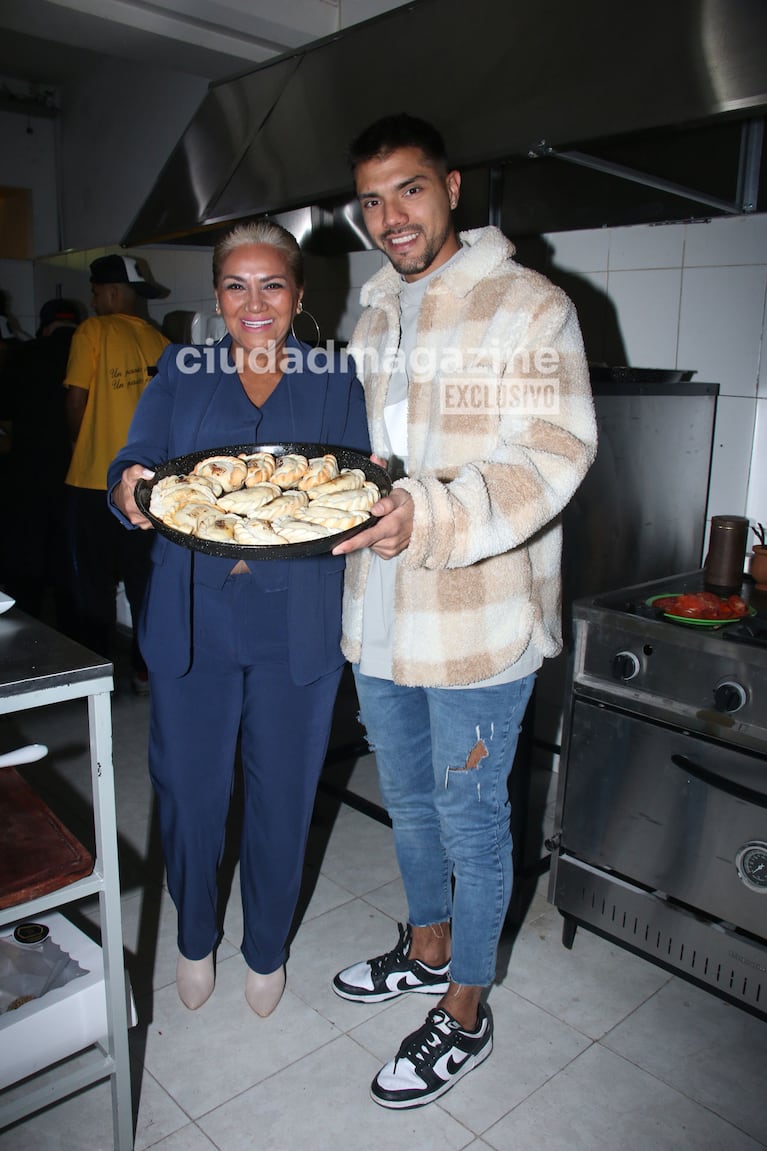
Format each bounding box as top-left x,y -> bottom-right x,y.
0,609 -> 133,1149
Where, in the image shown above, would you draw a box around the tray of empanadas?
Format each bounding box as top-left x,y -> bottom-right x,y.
134,443 -> 391,559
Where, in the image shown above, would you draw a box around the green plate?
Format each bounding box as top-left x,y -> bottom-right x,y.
646,594 -> 757,627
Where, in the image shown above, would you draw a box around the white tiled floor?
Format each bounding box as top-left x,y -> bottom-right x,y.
1,656 -> 766,1151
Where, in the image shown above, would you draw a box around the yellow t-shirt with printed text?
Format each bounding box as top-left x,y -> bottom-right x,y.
64,314 -> 168,490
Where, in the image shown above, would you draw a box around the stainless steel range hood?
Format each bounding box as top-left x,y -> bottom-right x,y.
123,0 -> 767,249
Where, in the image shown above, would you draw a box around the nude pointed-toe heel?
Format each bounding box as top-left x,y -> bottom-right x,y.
176,952 -> 215,1010
245,965 -> 286,1017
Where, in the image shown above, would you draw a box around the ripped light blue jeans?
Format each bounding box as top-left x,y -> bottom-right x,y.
353,668 -> 536,988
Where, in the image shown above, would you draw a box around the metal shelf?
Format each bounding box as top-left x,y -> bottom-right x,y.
0,611 -> 133,1149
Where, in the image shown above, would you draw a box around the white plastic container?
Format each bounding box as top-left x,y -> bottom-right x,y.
0,912 -> 136,1089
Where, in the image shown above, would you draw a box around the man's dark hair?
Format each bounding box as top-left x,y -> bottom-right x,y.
349,113 -> 448,172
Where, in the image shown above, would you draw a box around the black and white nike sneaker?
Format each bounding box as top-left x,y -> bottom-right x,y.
332,922 -> 451,1003
370,1004 -> 493,1108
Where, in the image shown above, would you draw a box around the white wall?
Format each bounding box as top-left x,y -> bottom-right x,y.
537,214 -> 767,539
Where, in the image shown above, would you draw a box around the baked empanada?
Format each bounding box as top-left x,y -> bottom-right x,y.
192,455 -> 248,492
217,484 -> 282,514
305,482 -> 380,512
233,519 -> 285,546
272,517 -> 336,543
167,500 -> 222,535
306,469 -> 366,500
150,477 -> 220,521
193,511 -> 243,541
297,454 -> 339,490
292,505 -> 369,531
239,451 -> 277,486
271,454 -> 309,488
249,491 -> 310,521
153,472 -> 223,498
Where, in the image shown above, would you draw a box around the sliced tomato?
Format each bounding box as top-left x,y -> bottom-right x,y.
697,591 -> 725,612
673,594 -> 711,618
653,590 -> 748,620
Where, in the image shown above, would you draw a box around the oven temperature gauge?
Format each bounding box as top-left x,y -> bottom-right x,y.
735,842 -> 767,892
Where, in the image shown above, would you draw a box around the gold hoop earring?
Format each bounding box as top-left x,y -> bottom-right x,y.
290,304 -> 321,349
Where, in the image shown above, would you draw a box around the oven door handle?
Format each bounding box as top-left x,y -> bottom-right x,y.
671,754 -> 767,808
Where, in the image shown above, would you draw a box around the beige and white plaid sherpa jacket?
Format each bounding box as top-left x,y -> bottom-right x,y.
341,226 -> 597,687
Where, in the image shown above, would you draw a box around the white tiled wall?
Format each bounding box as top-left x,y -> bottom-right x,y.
541,213 -> 767,543
605,267 -> 683,368
678,265 -> 766,397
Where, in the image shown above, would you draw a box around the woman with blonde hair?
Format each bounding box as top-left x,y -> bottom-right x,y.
109,220 -> 369,1017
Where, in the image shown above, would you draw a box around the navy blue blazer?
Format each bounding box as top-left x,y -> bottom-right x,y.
108,335 -> 370,683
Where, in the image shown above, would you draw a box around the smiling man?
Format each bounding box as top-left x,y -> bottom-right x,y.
332,114 -> 598,1109
355,141 -> 461,279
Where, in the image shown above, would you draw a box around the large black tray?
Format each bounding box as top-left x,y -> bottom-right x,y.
134,442 -> 390,560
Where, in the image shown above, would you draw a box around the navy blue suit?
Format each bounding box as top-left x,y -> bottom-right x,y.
109,336 -> 370,972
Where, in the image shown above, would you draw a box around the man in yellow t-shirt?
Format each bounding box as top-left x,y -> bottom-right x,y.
64,254 -> 168,691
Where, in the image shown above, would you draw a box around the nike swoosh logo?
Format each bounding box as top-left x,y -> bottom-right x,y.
393,973 -> 430,991
414,1047 -> 470,1080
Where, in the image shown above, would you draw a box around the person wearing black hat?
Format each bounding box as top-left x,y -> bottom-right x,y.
63,254 -> 168,689
0,298 -> 83,624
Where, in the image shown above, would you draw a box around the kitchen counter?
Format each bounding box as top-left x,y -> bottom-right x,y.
0,608 -> 111,700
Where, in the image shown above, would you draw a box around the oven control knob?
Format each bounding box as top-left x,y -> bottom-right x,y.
611,651 -> 640,681
713,680 -> 747,713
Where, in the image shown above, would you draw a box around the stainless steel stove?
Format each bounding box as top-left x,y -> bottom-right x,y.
548,570 -> 767,1019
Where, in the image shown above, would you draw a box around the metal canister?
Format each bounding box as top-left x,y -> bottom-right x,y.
704,515 -> 749,594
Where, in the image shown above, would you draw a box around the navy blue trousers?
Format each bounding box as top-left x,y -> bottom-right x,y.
148,568 -> 342,973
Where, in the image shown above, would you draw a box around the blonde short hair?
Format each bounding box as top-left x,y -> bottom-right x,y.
212,220 -> 304,289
